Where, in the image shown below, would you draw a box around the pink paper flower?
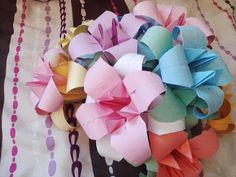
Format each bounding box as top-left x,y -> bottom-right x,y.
76,58 -> 165,165
133,1 -> 214,44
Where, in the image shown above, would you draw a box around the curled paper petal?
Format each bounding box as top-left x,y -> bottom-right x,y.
207,99 -> 235,133
51,105 -> 79,131
76,103 -> 112,140
111,117 -> 151,166
148,115 -> 185,135
105,39 -> 138,59
133,0 -> 163,24
119,13 -> 147,37
69,33 -> 102,60
84,59 -> 122,100
140,26 -> 173,59
37,78 -> 64,113
59,23 -> 89,49
198,54 -> 233,86
173,26 -> 208,49
123,71 -> 165,113
159,45 -> 193,87
157,4 -> 186,31
44,48 -> 69,68
88,11 -> 118,35
189,128 -> 219,159
113,53 -> 145,78
194,86 -> 224,119
150,87 -> 186,122
186,17 -> 214,44
66,61 -> 87,92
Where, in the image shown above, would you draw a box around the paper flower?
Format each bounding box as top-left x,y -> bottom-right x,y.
133,1 -> 214,44
27,48 -> 87,130
68,11 -> 147,65
149,128 -> 219,177
158,25 -> 232,119
76,57 -> 165,165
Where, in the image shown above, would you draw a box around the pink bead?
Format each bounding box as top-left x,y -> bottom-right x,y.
21,14 -> 26,19
12,87 -> 18,95
13,78 -> 19,83
45,16 -> 51,22
13,101 -> 18,109
14,67 -> 19,74
15,55 -> 19,62
16,46 -> 21,52
10,128 -> 16,138
18,37 -> 23,44
11,115 -> 17,122
10,163 -> 17,173
12,146 -> 18,156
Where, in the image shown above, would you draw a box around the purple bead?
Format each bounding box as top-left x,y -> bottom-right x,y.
44,39 -> 50,46
48,129 -> 52,135
45,27 -> 52,34
46,136 -> 55,151
45,16 -> 51,22
48,160 -> 56,176
50,152 -> 54,159
45,117 -> 53,128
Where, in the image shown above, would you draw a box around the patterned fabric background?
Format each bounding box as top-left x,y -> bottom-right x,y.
0,0 -> 235,177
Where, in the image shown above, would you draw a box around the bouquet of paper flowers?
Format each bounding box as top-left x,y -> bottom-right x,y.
27,1 -> 235,177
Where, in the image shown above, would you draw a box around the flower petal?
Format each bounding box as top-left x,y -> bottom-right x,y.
68,33 -> 102,60
111,117 -> 151,166
189,128 -> 219,159
84,59 -> 122,100
123,71 -> 165,113
76,103 -> 113,140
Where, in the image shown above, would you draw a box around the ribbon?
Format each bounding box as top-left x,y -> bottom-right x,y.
149,128 -> 219,177
133,1 -> 214,44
